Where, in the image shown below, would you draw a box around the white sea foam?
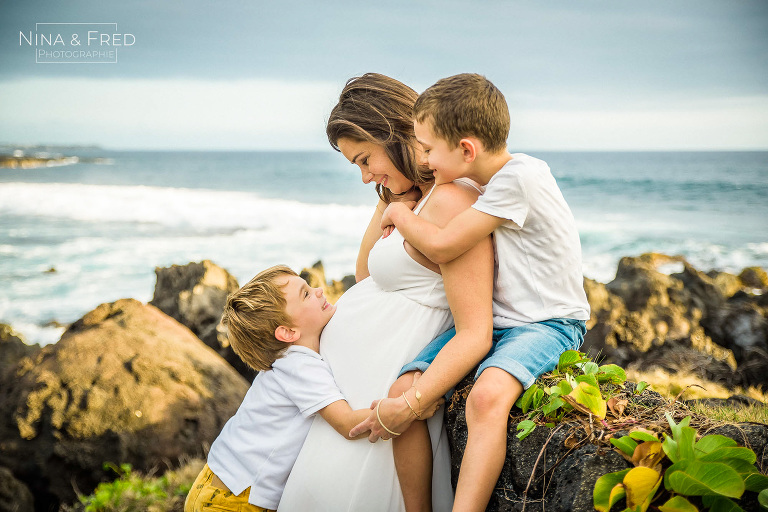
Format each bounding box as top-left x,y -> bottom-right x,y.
2,179 -> 767,346
0,182 -> 372,236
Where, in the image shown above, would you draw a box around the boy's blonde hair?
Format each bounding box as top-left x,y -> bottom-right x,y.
222,265 -> 297,372
414,73 -> 510,154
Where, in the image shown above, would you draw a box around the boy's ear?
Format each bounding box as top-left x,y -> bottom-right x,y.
459,138 -> 477,163
275,325 -> 300,343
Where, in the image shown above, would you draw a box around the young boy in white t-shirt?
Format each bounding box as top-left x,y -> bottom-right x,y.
378,74 -> 590,511
184,265 -> 370,512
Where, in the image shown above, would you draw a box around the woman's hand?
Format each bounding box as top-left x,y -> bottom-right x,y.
348,373 -> 442,442
352,396 -> 413,443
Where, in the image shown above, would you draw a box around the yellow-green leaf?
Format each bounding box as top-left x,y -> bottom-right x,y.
594,468 -> 630,512
632,441 -> 666,469
624,466 -> 662,511
567,382 -> 606,419
557,379 -> 573,396
658,495 -> 699,512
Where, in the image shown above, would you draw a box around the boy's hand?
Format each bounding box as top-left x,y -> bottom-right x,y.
348,372 -> 443,442
380,202 -> 413,239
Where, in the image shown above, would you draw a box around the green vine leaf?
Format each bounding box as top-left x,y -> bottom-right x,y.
699,447 -> 756,464
557,350 -> 582,371
658,495 -> 699,512
694,435 -> 737,455
577,361 -> 599,375
702,495 -> 745,512
575,373 -> 599,388
597,364 -> 627,385
611,436 -> 638,456
759,488 -> 768,509
542,396 -> 565,417
516,419 -> 536,440
667,460 -> 745,499
629,429 -> 659,443
515,384 -> 538,414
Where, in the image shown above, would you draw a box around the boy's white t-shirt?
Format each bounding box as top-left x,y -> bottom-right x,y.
207,345 -> 345,509
472,153 -> 590,328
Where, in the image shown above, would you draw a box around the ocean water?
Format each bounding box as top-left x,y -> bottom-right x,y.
1,149 -> 767,345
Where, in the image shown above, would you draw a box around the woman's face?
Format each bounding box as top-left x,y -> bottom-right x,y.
337,138 -> 414,195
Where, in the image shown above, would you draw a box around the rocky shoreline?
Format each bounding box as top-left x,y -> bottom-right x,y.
0,146 -> 112,169
0,254 -> 766,511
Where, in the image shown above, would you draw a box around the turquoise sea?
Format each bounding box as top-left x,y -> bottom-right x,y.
1,149 -> 767,345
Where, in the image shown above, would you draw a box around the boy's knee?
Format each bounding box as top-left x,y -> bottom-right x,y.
466,370 -> 522,420
388,372 -> 417,398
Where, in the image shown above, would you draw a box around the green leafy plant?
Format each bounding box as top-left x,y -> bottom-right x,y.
74,461 -> 194,512
514,350 -> 627,440
594,413 -> 768,512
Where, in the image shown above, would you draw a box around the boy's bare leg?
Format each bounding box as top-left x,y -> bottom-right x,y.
453,368 -> 523,512
390,372 -> 433,512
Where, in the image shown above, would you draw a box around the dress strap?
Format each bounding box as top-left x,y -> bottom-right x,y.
413,178 -> 481,215
413,185 -> 437,215
453,177 -> 483,194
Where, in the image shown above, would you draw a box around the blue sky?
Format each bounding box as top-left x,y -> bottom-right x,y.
1,0 -> 767,150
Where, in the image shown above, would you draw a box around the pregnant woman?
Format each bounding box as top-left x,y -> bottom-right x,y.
278,74 -> 494,511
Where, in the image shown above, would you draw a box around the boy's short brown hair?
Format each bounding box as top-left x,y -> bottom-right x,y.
414,73 -> 510,154
221,265 -> 297,372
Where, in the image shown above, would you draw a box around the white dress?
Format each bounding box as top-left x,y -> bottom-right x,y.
279,186 -> 455,512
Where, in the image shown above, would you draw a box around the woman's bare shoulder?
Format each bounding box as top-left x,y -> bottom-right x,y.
419,181 -> 480,228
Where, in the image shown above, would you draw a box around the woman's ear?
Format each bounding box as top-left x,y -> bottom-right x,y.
459,138 -> 478,163
275,325 -> 300,343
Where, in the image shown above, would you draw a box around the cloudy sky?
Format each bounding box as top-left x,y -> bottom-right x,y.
1,0 -> 766,150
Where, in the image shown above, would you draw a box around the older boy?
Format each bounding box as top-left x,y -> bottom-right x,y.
375,74 -> 590,511
185,265 -> 369,512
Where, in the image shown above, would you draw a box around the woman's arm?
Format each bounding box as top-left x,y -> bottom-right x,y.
349,183 -> 495,440
355,199 -> 387,282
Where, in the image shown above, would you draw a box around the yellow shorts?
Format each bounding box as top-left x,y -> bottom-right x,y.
184,464 -> 275,512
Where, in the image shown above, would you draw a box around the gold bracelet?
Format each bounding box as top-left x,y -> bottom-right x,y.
402,392 -> 422,418
376,401 -> 401,437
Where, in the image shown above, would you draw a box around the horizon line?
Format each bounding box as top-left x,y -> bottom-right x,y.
3,144 -> 768,153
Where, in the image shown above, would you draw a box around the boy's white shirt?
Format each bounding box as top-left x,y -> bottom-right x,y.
207,345 -> 344,509
472,153 -> 590,327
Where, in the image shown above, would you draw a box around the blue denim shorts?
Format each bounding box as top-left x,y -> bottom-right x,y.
400,318 -> 586,391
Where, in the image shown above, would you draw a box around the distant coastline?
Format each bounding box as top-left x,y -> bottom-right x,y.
0,144 -> 112,168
